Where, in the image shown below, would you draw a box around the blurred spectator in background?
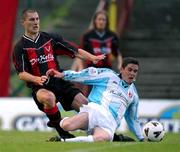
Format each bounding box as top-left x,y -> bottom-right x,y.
72,10 -> 122,70
71,10 -> 122,95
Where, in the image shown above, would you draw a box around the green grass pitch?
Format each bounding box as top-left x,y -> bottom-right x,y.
0,130 -> 179,152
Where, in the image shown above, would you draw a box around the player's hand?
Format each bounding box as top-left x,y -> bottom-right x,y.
46,69 -> 64,78
34,76 -> 48,86
92,54 -> 106,64
46,69 -> 56,76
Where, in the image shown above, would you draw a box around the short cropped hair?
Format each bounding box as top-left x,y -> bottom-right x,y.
21,9 -> 38,20
122,57 -> 139,68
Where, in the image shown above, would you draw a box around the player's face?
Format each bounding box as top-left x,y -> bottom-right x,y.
95,13 -> 107,31
120,63 -> 139,84
22,12 -> 39,35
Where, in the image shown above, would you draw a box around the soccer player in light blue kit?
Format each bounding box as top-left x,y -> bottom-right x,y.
46,57 -> 144,142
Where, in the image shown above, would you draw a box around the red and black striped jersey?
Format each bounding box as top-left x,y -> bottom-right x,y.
81,29 -> 120,68
13,32 -> 78,87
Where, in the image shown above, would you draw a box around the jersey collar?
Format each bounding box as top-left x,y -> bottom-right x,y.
121,80 -> 129,88
119,74 -> 131,88
23,33 -> 40,43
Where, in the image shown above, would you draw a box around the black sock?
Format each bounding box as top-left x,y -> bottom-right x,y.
44,105 -> 75,138
44,105 -> 64,135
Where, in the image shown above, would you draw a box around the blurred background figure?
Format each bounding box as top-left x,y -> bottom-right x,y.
71,10 -> 122,96
72,10 -> 122,71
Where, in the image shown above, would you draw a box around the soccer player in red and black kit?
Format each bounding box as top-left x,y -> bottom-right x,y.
12,9 -> 105,140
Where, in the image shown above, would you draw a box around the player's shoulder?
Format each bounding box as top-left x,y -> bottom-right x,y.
40,31 -> 62,40
131,83 -> 138,93
87,67 -> 117,79
97,68 -> 117,76
40,31 -> 55,39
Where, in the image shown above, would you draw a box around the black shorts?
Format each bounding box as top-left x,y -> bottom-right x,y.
32,77 -> 81,111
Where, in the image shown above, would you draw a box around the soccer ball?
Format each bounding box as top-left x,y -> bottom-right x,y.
142,121 -> 165,142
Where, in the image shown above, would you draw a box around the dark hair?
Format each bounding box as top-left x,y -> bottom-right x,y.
21,9 -> 38,20
122,57 -> 139,68
92,10 -> 109,30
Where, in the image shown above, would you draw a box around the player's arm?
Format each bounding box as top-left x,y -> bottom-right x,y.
12,45 -> 48,86
18,71 -> 48,86
124,96 -> 144,141
76,48 -> 105,64
46,67 -> 108,85
52,33 -> 105,64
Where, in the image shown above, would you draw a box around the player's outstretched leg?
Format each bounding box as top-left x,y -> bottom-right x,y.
47,119 -> 75,139
43,104 -> 75,141
34,89 -> 75,141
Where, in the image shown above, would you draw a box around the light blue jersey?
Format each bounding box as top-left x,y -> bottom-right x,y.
63,67 -> 144,140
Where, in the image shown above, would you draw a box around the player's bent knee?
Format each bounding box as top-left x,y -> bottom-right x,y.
61,120 -> 73,131
37,90 -> 56,107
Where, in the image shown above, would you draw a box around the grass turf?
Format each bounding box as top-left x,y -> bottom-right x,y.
0,131 -> 179,152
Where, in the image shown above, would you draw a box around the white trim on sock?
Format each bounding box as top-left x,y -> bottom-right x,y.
65,135 -> 94,142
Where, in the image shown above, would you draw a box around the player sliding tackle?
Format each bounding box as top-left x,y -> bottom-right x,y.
47,57 -> 144,142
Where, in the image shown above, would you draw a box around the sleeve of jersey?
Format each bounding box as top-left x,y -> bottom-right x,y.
124,97 -> 144,141
63,67 -> 107,85
51,33 -> 78,58
12,44 -> 27,74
